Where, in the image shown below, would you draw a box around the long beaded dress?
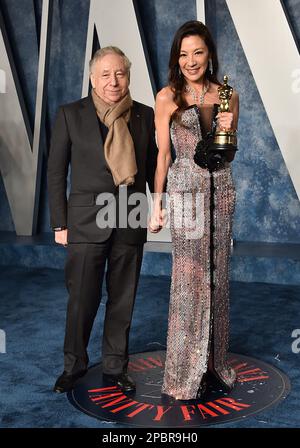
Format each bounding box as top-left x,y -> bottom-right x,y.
162,104 -> 236,400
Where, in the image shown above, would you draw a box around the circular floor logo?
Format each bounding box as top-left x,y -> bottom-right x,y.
68,351 -> 290,427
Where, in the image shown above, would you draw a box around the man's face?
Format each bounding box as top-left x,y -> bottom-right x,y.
90,53 -> 130,105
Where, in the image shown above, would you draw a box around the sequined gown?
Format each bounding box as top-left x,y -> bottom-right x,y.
162,105 -> 236,400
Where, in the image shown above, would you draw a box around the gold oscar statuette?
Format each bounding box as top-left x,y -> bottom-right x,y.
213,75 -> 238,152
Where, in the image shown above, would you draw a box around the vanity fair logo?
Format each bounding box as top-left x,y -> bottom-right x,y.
68,351 -> 290,427
87,353 -> 253,425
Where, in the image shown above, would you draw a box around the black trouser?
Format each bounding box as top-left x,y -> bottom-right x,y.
63,230 -> 144,375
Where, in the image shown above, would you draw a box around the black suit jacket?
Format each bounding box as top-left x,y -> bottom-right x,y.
47,95 -> 158,244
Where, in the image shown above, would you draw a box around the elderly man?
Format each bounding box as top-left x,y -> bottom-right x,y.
47,47 -> 157,393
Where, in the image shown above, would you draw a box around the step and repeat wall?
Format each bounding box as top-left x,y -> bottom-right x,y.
0,0 -> 299,249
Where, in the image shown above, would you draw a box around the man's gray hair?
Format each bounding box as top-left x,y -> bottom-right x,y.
89,46 -> 132,74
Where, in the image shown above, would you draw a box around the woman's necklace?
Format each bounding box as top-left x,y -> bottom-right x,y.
185,81 -> 210,106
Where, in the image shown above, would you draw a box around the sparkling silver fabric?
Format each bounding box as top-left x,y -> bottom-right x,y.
162,105 -> 236,400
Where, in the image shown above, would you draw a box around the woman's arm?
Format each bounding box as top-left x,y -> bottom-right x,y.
230,89 -> 239,132
149,88 -> 174,232
227,90 -> 239,162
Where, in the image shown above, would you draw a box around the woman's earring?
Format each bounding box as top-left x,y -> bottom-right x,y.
208,58 -> 213,74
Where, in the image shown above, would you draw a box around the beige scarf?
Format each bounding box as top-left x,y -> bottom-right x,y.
91,89 -> 137,186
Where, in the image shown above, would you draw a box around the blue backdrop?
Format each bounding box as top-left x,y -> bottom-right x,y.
0,0 -> 299,246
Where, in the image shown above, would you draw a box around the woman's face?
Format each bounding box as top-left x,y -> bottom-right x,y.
178,35 -> 210,83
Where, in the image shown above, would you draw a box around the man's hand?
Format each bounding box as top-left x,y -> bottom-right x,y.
54,229 -> 68,246
148,208 -> 168,233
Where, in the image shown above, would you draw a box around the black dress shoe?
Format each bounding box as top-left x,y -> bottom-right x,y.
102,372 -> 136,392
53,370 -> 87,394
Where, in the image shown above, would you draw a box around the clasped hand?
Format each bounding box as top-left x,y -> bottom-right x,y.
148,208 -> 168,233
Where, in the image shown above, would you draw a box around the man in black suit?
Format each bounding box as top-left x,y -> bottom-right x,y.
47,46 -> 158,393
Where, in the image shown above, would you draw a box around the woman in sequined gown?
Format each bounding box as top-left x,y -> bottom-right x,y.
149,21 -> 239,400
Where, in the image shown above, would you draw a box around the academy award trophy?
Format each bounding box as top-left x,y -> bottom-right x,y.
194,74 -> 238,171
212,74 -> 238,152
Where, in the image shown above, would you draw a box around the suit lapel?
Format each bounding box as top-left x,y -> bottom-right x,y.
80,95 -> 103,144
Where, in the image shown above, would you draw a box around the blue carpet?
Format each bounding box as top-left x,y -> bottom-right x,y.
0,266 -> 299,428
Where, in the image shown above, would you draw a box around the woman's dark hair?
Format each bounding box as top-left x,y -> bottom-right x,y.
169,20 -> 221,120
